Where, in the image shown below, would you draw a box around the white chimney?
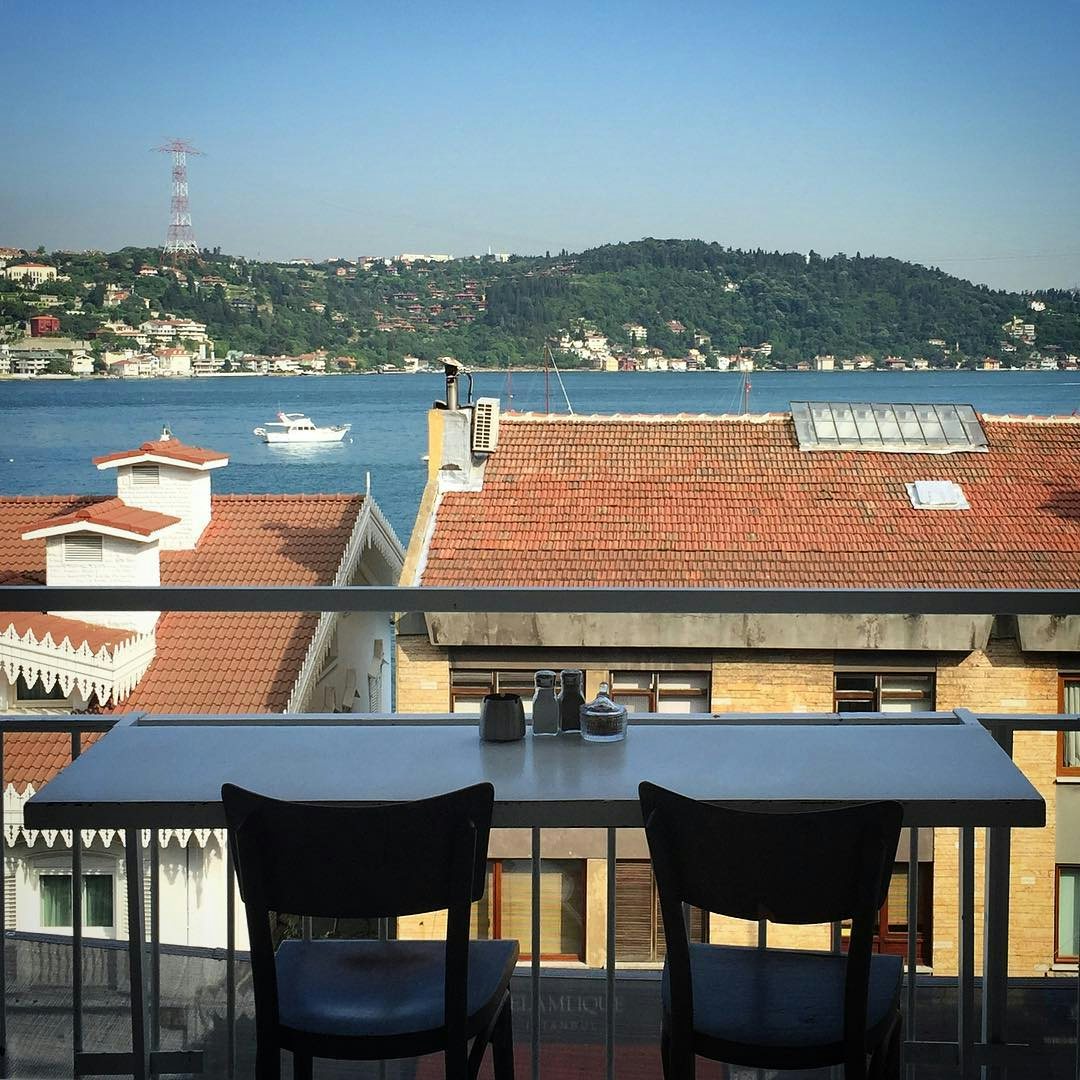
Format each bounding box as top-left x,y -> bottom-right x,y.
94,431 -> 229,550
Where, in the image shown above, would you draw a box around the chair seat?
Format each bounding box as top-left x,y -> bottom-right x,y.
662,944 -> 902,1062
276,938 -> 519,1040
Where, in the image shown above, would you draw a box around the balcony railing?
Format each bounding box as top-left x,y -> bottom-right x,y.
0,584 -> 1078,1079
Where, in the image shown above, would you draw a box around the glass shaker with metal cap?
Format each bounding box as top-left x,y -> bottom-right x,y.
581,681 -> 628,742
557,669 -> 584,734
531,669 -> 559,736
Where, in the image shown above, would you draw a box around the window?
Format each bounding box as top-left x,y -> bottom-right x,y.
615,860 -> 707,962
130,463 -> 160,485
396,859 -> 586,962
450,669 -> 543,716
15,674 -> 69,703
609,671 -> 710,714
1058,676 -> 1080,776
841,862 -> 933,966
834,672 -> 934,713
1057,866 -> 1080,962
40,873 -> 114,928
63,534 -> 102,562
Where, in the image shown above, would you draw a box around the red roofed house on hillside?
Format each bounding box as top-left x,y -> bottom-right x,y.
0,430 -> 404,946
395,390 -> 1080,975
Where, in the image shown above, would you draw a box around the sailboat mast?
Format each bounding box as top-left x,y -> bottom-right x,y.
544,347 -> 551,413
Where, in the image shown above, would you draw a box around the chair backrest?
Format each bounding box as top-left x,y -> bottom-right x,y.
221,782 -> 494,919
638,782 -> 902,925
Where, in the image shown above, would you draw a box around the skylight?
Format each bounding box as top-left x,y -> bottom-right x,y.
791,402 -> 988,454
906,480 -> 970,510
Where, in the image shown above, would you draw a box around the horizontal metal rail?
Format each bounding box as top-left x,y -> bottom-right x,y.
1,584 -> 1080,615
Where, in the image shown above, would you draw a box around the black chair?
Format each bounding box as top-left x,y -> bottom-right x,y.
639,782 -> 904,1080
222,782 -> 517,1080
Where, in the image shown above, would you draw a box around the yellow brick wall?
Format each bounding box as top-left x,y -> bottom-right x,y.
710,650 -> 834,713
395,633 -> 450,713
934,640 -> 1059,977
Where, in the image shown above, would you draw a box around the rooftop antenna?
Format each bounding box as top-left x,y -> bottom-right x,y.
153,139 -> 203,262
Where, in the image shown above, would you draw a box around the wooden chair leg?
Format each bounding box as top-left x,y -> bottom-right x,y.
491,996 -> 515,1080
292,1050 -> 313,1080
660,1023 -> 672,1080
254,1043 -> 281,1080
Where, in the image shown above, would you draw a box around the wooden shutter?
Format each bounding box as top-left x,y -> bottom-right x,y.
615,862 -> 656,961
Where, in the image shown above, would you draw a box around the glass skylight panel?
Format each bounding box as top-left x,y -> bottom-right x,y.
791,402 -> 988,453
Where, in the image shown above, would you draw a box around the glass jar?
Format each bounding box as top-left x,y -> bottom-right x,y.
557,669 -> 584,734
531,670 -> 559,736
580,682 -> 628,742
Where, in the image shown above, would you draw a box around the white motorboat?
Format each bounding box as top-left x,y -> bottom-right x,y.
253,412 -> 351,444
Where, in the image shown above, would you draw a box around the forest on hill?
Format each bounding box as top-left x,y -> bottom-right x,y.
3,238 -> 1077,367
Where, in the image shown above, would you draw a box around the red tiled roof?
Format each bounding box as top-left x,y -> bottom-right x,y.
0,612 -> 137,654
0,493 -> 365,790
22,496 -> 179,538
420,414 -> 1080,589
92,437 -> 228,468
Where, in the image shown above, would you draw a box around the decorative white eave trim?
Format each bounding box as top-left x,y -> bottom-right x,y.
0,622 -> 156,704
284,498 -> 405,713
2,787 -> 226,850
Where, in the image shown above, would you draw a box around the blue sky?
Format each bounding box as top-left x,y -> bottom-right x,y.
4,0 -> 1078,291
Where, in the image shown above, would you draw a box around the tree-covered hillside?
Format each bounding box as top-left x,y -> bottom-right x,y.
3,239 -> 1076,368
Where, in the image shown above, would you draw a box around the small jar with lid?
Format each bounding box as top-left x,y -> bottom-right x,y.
580,682 -> 628,742
531,670 -> 559,736
557,669 -> 585,734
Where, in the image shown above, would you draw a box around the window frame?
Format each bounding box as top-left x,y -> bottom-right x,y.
1057,674 -> 1080,778
1056,864 -> 1080,963
608,670 -> 711,713
487,858 -> 586,963
833,671 -> 936,713
450,669 -> 549,715
37,869 -> 116,930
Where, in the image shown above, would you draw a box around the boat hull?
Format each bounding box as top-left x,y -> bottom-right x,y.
257,427 -> 350,444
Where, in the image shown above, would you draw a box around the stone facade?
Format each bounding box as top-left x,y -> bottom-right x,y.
396,633 -> 1068,976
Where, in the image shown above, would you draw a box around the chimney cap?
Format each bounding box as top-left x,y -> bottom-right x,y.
93,434 -> 229,472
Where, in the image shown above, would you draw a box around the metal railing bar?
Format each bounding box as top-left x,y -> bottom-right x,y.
757,918 -> 767,949
150,833 -> 161,1063
531,827 -> 540,1080
70,732 -> 83,1074
124,830 -> 150,1080
0,718 -> 117,733
906,829 -> 919,1079
0,731 -> 6,1063
959,827 -> 977,1080
3,584 -> 1080,616
606,827 -> 616,1080
225,841 -> 235,1080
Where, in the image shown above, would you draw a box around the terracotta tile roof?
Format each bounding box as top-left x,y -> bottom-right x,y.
93,437 -> 229,468
0,612 -> 137,654
0,493 -> 365,790
22,497 -> 180,539
420,413 -> 1080,589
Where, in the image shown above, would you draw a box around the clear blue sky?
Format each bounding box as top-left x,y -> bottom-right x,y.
4,0 -> 1078,291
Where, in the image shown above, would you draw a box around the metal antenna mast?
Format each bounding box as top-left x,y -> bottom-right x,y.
154,139 -> 203,261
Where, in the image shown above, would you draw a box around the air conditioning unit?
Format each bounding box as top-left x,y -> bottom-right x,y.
471,397 -> 500,454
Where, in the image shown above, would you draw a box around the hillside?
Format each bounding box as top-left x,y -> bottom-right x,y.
2,239 -> 1077,368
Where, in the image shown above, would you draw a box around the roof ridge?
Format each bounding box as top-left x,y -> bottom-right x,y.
503,411 -> 791,423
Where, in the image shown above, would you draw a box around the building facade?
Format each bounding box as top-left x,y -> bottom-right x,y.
395,394 -> 1080,977
0,433 -> 405,949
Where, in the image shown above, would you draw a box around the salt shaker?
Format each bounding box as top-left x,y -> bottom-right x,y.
557,669 -> 585,734
532,670 -> 559,736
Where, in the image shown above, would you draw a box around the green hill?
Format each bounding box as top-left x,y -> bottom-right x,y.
3,239 -> 1077,368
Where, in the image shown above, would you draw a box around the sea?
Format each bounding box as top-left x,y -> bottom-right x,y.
2,370 -> 1078,542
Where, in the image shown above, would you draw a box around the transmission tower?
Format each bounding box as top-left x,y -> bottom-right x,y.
154,139 -> 203,261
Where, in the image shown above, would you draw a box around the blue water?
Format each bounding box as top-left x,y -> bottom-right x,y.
2,371 -> 1078,541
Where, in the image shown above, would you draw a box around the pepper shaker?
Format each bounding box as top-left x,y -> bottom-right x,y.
532,670 -> 559,736
557,669 -> 585,734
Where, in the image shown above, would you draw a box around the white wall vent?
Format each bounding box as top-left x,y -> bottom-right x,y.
471,397 -> 500,454
906,480 -> 970,510
64,535 -> 104,562
131,463 -> 160,486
